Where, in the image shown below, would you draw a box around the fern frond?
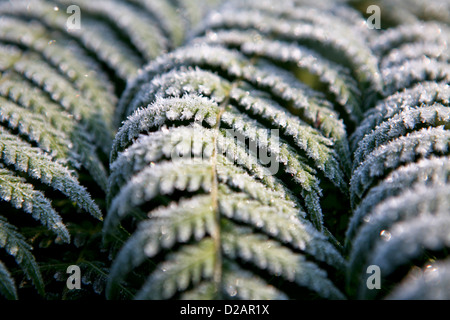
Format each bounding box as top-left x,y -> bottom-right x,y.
117,77 -> 347,199
117,45 -> 347,144
0,73 -> 109,190
359,213 -> 450,300
0,47 -> 114,150
53,0 -> 169,61
387,258 -> 450,300
194,4 -> 382,101
382,58 -> 450,96
350,81 -> 450,151
0,96 -> 71,161
380,41 -> 450,70
221,222 -> 345,299
119,66 -> 350,182
111,95 -> 337,227
0,2 -> 142,80
352,103 -> 450,169
134,238 -> 216,300
350,126 -> 450,206
103,0 -> 387,300
107,95 -> 343,299
0,260 -> 17,300
196,29 -> 363,123
348,184 -> 450,288
0,127 -> 102,220
0,167 -> 70,243
104,159 -> 213,238
126,0 -> 185,48
0,216 -> 45,296
346,156 -> 450,247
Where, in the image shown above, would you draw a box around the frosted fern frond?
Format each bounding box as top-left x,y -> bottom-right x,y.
211,262 -> 288,300
352,103 -> 450,169
110,94 -> 346,228
348,184 -> 450,291
116,66 -> 348,195
0,216 -> 45,296
0,167 -> 70,243
195,29 -> 363,123
359,213 -> 450,300
133,238 -> 216,300
221,222 -> 345,299
117,45 -> 347,142
103,0 -> 408,299
107,102 -> 344,299
0,260 -> 17,300
0,0 -> 226,300
0,127 -> 102,220
365,1 -> 450,29
346,156 -> 450,247
380,41 -> 450,70
0,45 -> 115,151
350,126 -> 450,206
53,0 -> 169,61
0,96 -> 71,162
0,18 -> 117,121
350,81 -> 450,151
119,66 -> 350,180
193,2 -> 382,102
343,7 -> 450,299
107,94 -> 344,298
382,58 -> 450,96
0,73 -> 108,190
370,22 -> 450,56
0,2 -> 142,80
115,92 -> 339,188
387,259 -> 450,300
